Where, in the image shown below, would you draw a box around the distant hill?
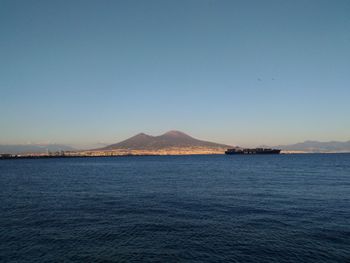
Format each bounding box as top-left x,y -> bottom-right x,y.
276,140 -> 350,153
100,130 -> 231,153
0,144 -> 76,154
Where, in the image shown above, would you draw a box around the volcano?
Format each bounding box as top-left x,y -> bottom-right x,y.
99,130 -> 231,154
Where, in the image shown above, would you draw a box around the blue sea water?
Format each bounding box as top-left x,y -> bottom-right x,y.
0,154 -> 349,262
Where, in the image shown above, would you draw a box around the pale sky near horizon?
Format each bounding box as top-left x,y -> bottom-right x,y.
1,0 -> 349,147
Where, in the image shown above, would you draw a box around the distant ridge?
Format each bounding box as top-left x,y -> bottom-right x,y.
275,140 -> 350,153
0,144 -> 75,154
100,130 -> 231,151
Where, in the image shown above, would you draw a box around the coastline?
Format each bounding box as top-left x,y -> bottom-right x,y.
1,151 -> 349,160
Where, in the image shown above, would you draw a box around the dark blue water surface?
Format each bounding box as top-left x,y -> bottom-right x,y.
1,154 -> 349,262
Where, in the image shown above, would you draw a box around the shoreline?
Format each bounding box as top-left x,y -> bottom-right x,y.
1,152 -> 349,160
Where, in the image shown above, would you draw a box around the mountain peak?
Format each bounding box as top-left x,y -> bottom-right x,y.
135,132 -> 148,136
163,130 -> 190,137
130,132 -> 153,139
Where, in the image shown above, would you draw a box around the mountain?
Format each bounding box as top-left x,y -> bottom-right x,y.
276,140 -> 350,153
0,144 -> 76,154
98,130 -> 232,154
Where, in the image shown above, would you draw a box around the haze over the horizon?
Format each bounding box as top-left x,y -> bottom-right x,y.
1,0 -> 349,148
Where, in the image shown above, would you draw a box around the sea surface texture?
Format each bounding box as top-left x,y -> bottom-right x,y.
0,154 -> 349,262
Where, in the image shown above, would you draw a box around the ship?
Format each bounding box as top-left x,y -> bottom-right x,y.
225,148 -> 281,155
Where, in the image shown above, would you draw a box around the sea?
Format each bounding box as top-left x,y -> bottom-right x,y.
0,154 -> 349,262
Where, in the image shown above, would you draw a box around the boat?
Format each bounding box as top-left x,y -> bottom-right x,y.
225,148 -> 281,155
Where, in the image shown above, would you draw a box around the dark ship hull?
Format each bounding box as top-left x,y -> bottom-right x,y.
225,148 -> 281,155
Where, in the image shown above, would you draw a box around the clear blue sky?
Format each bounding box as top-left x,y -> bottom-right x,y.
1,0 -> 349,147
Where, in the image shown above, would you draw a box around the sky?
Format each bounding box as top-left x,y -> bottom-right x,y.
0,0 -> 349,147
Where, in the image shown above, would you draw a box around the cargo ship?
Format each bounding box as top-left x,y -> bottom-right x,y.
225,148 -> 281,155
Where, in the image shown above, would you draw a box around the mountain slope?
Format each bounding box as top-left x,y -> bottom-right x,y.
101,130 -> 231,151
